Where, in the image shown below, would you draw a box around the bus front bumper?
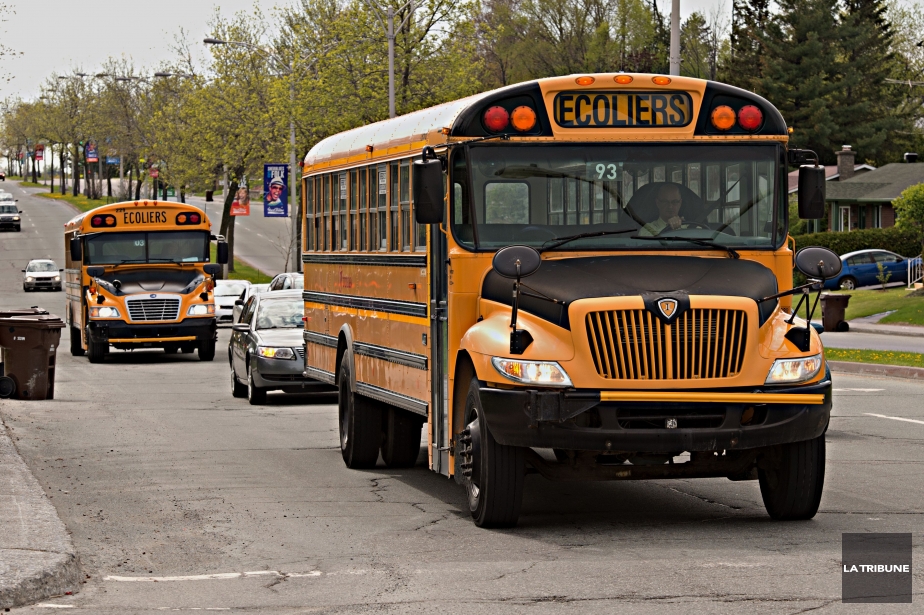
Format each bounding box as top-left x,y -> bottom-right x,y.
477,372 -> 832,453
88,318 -> 217,347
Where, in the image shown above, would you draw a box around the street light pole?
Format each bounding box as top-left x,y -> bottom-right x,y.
669,0 -> 680,76
360,0 -> 415,118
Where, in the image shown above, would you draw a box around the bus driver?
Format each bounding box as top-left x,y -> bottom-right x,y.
639,183 -> 684,236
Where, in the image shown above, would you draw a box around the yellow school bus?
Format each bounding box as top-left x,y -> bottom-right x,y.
300,74 -> 836,527
64,201 -> 228,363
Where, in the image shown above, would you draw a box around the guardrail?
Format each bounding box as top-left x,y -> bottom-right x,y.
909,255 -> 923,289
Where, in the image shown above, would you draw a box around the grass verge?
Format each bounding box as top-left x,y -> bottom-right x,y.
18,180 -> 45,188
826,348 -> 924,368
209,244 -> 271,284
35,191 -> 115,212
825,287 -> 924,326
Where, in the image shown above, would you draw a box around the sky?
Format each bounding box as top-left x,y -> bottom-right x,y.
0,0 -> 726,102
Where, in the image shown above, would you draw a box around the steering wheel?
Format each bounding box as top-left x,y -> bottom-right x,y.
657,221 -> 711,235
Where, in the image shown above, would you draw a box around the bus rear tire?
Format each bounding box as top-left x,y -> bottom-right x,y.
164,345 -> 179,354
460,378 -> 525,528
381,407 -> 422,468
198,339 -> 216,361
70,326 -> 85,357
338,354 -> 381,469
86,333 -> 106,364
758,434 -> 825,520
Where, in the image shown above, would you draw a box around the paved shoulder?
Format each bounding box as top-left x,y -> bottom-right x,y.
0,422 -> 81,608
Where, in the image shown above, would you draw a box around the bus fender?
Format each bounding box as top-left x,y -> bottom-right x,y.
335,324 -> 356,391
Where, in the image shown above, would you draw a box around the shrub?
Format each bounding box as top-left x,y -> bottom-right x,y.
791,227 -> 922,258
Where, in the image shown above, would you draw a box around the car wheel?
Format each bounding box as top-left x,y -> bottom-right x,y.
247,368 -> 267,405
758,434 -> 825,520
839,276 -> 857,291
381,406 -> 423,468
338,353 -> 381,468
458,377 -> 525,528
231,367 -> 247,398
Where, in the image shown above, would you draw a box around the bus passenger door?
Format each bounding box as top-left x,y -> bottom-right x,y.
429,224 -> 450,475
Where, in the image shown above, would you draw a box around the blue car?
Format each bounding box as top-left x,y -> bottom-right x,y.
822,249 -> 909,290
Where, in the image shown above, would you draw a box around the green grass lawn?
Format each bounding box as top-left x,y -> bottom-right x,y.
824,287 -> 924,326
209,244 -> 271,284
826,348 -> 924,368
35,191 -> 113,212
18,180 -> 45,188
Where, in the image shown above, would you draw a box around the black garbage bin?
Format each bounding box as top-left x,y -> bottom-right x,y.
0,307 -> 64,400
821,293 -> 851,333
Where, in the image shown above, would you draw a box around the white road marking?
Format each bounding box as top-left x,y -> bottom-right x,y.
35,605 -> 74,609
835,388 -> 885,392
865,413 -> 924,425
105,570 -> 322,582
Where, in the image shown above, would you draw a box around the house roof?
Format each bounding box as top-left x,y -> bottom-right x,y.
786,164 -> 876,193
825,162 -> 924,202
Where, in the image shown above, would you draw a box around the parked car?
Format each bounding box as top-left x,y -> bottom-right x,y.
23,259 -> 63,292
232,283 -> 269,323
267,272 -> 304,291
822,249 -> 909,290
214,279 -> 251,323
229,290 -> 331,404
0,202 -> 21,232
0,170 -> 6,180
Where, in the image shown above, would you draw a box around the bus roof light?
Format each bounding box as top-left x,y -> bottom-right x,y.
614,75 -> 633,84
711,105 -> 736,131
90,214 -> 116,228
483,106 -> 510,132
510,106 -> 537,132
738,105 -> 763,131
652,76 -> 671,85
575,76 -> 595,86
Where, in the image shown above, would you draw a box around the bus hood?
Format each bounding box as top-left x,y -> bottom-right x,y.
93,268 -> 206,296
482,255 -> 778,330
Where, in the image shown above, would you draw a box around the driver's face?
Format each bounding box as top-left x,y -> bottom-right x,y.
655,186 -> 682,220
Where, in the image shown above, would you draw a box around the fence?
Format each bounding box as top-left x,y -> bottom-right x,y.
909,255 -> 923,289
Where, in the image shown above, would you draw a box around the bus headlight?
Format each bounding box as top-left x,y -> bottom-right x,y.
492,357 -> 572,387
765,354 -> 822,384
89,306 -> 121,318
187,304 -> 215,316
258,346 -> 296,360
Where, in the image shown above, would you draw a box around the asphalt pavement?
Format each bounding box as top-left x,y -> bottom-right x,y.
2,182 -> 924,612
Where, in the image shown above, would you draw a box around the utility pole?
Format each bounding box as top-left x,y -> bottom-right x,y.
360,0 -> 415,118
670,0 -> 681,76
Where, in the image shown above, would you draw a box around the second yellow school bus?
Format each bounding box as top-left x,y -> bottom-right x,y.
300,74 -> 832,527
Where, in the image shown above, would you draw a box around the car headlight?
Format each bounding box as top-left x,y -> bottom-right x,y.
53,276 -> 60,282
258,346 -> 296,360
89,306 -> 121,318
187,304 -> 215,316
765,354 -> 823,384
25,276 -> 34,282
12,216 -> 19,221
492,357 -> 572,387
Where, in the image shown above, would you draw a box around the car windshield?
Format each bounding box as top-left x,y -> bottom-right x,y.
292,277 -> 304,289
27,261 -> 57,272
84,231 -> 210,264
0,204 -> 16,213
255,299 -> 303,330
451,144 -> 784,251
215,282 -> 248,297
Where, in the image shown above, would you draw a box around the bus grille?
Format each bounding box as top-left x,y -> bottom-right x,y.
585,308 -> 748,380
126,298 -> 181,321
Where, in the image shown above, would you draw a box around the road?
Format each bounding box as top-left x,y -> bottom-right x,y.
3,185 -> 924,613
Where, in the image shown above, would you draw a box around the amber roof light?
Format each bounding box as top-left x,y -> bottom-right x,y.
575,76 -> 595,86
614,75 -> 633,84
711,105 -> 736,131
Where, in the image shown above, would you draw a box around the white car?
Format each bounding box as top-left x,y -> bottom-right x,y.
23,259 -> 63,292
233,283 -> 269,323
214,280 -> 251,324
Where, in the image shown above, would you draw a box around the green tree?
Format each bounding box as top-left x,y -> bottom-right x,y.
680,12 -> 711,79
893,183 -> 924,255
723,0 -> 770,90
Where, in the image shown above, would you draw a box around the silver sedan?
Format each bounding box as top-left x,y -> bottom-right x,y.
228,290 -> 333,404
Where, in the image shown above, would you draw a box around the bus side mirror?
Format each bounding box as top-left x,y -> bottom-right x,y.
798,165 -> 826,219
86,266 -> 105,278
795,246 -> 842,280
413,159 -> 444,224
70,237 -> 82,261
203,264 -> 221,276
216,241 -> 229,265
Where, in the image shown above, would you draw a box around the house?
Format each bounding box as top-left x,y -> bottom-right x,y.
822,146 -> 924,231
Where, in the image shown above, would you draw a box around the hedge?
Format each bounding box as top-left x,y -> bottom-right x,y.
791,227 -> 922,258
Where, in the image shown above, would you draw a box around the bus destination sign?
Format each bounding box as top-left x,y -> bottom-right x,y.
553,91 -> 693,128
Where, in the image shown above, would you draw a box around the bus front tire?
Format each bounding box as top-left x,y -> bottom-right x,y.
198,339 -> 216,361
86,333 -> 106,364
338,354 -> 381,469
381,407 -> 422,468
758,434 -> 825,520
459,378 -> 525,528
70,326 -> 85,357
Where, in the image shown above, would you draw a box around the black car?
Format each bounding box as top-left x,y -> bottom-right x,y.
0,203 -> 21,231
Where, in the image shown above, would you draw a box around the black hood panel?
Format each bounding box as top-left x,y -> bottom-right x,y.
482,255 -> 778,329
97,269 -> 204,295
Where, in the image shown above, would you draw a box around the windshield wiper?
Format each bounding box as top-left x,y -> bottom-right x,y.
631,235 -> 740,259
539,229 -> 638,253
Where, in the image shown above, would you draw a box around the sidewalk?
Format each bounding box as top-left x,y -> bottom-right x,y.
0,419 -> 81,608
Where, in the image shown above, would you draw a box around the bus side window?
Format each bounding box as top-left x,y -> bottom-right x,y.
378,164 -> 387,250
454,184 -> 463,224
358,167 -> 367,252
390,162 -> 400,251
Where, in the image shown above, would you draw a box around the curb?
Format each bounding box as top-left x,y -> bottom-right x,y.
827,360 -> 924,380
845,322 -> 924,339
0,422 -> 82,609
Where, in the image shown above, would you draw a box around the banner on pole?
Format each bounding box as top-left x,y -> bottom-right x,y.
263,163 -> 288,217
34,144 -> 45,161
106,155 -> 120,165
86,141 -> 99,163
231,184 -> 251,216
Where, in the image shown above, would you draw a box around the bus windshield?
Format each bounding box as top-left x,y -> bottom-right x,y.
450,144 -> 783,251
85,231 -> 210,265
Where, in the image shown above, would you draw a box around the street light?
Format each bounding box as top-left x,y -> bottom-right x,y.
358,0 -> 415,119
